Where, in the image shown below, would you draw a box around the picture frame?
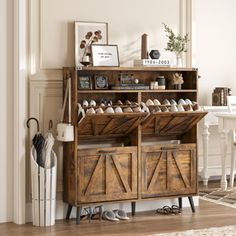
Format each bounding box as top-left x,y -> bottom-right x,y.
78,76 -> 92,90
91,44 -> 120,67
75,21 -> 108,68
94,75 -> 109,90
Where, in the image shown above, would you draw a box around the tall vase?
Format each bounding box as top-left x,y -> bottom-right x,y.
174,54 -> 182,67
81,45 -> 91,66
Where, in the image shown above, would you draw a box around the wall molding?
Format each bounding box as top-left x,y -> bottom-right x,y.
13,0 -> 27,224
179,0 -> 192,67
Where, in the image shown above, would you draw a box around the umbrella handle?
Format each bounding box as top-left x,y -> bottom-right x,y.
48,120 -> 53,130
26,117 -> 40,132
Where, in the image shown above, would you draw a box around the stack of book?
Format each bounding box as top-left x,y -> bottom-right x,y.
111,84 -> 149,90
212,87 -> 231,106
133,59 -> 171,67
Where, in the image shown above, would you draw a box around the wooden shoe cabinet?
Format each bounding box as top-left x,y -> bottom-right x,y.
62,66 -> 207,223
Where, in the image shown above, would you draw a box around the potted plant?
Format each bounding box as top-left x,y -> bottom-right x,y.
163,23 -> 189,67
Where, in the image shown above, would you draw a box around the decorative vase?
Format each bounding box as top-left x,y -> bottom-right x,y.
80,55 -> 90,67
81,45 -> 92,66
174,54 -> 182,67
173,84 -> 182,90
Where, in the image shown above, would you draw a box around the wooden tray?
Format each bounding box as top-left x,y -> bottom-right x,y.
142,111 -> 207,136
78,113 -> 148,137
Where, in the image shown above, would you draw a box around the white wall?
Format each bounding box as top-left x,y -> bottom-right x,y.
39,0 -> 180,69
193,0 -> 236,177
0,0 -> 13,223
27,0 -> 192,222
193,0 -> 236,105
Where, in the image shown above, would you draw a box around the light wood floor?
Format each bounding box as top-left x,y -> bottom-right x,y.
1,199 -> 236,236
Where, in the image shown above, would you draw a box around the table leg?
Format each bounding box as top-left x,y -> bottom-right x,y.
230,130 -> 235,188
202,124 -> 210,186
220,129 -> 229,190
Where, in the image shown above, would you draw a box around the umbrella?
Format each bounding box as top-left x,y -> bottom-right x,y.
43,120 -> 55,169
27,117 -> 45,167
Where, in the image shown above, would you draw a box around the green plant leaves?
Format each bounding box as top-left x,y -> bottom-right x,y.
162,23 -> 189,54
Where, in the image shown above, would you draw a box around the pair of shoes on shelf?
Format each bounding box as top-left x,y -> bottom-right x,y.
102,209 -> 129,222
156,205 -> 181,215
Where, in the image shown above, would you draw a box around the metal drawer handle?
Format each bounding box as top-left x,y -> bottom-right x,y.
161,146 -> 179,151
98,150 -> 117,154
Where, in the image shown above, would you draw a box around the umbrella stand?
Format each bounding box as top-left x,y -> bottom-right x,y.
27,117 -> 57,227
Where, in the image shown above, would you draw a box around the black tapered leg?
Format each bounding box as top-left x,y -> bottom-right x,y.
131,202 -> 136,216
178,197 -> 182,210
87,207 -> 92,223
76,206 -> 82,224
188,196 -> 195,213
66,205 -> 73,220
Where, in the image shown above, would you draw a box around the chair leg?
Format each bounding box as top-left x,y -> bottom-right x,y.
188,197 -> 195,213
131,202 -> 136,216
178,197 -> 182,210
76,206 -> 82,224
66,205 -> 73,220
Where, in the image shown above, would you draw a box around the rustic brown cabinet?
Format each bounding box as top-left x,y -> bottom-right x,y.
77,146 -> 138,203
141,144 -> 197,198
62,66 -> 207,223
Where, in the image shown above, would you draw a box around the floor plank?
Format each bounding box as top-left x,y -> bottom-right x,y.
1,200 -> 236,236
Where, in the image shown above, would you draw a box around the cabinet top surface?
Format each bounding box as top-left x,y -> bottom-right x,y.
76,66 -> 197,72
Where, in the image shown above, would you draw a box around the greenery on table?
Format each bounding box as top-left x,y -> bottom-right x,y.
163,23 -> 189,56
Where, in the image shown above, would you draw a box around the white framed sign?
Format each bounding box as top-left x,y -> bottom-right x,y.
91,44 -> 120,67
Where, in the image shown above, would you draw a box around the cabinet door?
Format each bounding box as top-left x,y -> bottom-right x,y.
142,144 -> 197,198
77,147 -> 138,203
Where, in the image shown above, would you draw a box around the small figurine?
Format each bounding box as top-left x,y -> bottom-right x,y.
171,73 -> 184,89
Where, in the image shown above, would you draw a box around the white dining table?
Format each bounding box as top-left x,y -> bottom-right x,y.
216,113 -> 236,190
201,106 -> 228,186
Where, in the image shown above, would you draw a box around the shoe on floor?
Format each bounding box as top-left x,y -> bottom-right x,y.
113,209 -> 129,220
102,210 -> 119,222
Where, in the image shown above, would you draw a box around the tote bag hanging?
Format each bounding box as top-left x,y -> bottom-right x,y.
56,77 -> 74,142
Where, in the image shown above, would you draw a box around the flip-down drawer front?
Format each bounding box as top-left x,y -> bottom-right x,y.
142,111 -> 207,136
78,113 -> 147,137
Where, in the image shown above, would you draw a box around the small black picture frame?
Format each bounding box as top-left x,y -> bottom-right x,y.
78,76 -> 92,90
94,75 -> 109,89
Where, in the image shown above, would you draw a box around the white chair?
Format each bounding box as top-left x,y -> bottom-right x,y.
227,96 -> 236,187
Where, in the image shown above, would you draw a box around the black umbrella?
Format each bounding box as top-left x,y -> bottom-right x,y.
27,117 -> 45,167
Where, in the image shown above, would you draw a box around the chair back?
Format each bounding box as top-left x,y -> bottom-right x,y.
227,96 -> 236,112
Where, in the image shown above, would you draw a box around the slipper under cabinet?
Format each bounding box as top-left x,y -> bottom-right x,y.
62,66 -> 207,223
